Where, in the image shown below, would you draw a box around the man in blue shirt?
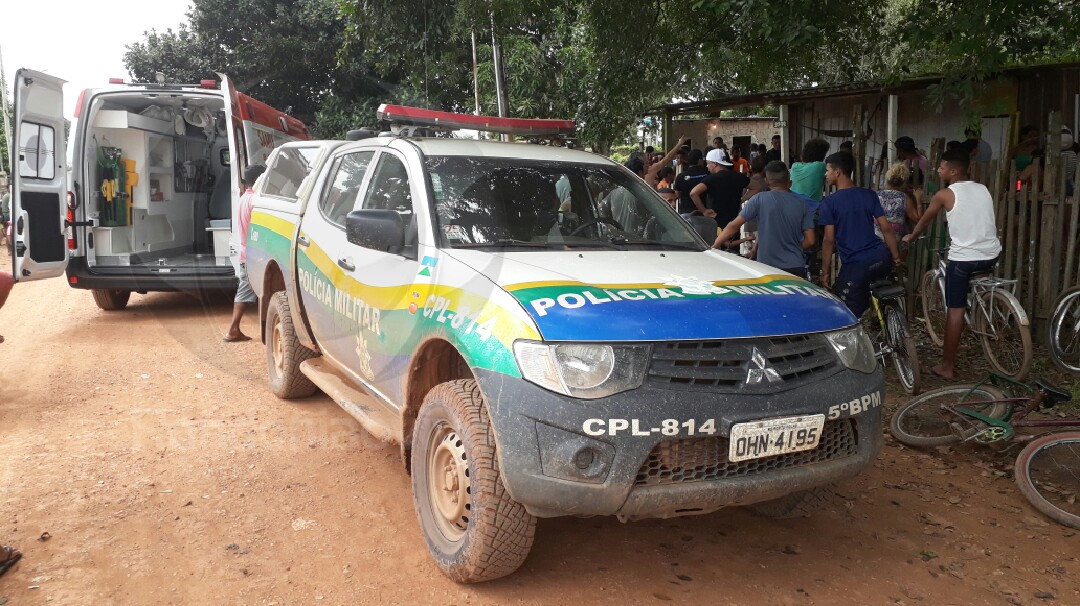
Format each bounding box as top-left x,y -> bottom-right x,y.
818,152 -> 901,317
713,161 -> 815,278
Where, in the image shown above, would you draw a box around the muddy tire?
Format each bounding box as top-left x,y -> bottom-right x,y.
748,485 -> 834,519
265,292 -> 318,399
411,379 -> 536,583
92,289 -> 131,311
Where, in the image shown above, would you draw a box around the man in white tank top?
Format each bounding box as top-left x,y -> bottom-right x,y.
904,149 -> 1001,379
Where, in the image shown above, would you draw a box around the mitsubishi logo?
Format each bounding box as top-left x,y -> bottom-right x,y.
746,347 -> 783,384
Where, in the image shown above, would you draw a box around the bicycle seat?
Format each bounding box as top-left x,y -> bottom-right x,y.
1034,379 -> 1073,406
871,282 -> 906,300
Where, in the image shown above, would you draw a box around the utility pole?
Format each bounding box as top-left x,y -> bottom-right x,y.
490,14 -> 509,119
471,31 -> 481,115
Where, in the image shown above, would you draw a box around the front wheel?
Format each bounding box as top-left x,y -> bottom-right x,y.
411,380 -> 536,583
91,289 -> 131,311
1047,287 -> 1080,373
1014,432 -> 1080,529
883,301 -> 921,395
975,289 -> 1032,380
919,271 -> 946,347
265,292 -> 318,399
889,384 -> 1010,447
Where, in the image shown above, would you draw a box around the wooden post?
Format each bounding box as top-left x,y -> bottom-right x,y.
886,95 -> 898,166
850,103 -> 864,186
1037,111 -> 1063,326
663,111 -> 673,153
780,104 -> 791,165
1015,170 -> 1031,290
1023,163 -> 1041,315
1003,163 -> 1020,281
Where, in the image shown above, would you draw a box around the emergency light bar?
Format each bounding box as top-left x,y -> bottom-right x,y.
377,104 -> 576,137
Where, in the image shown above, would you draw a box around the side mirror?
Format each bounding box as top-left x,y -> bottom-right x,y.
345,209 -> 405,252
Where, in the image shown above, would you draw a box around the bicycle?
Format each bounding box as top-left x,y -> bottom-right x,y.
890,374 -> 1080,528
918,245 -> 1032,379
867,268 -> 921,394
1047,286 -> 1080,373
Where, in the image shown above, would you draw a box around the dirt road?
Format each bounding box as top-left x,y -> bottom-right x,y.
1,255 -> 1077,605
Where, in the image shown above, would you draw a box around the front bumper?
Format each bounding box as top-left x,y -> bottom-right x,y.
475,366 -> 884,519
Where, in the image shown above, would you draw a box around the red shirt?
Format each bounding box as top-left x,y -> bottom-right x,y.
238,187 -> 255,263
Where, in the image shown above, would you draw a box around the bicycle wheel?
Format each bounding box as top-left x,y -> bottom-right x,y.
884,301 -> 921,395
1014,432 -> 1080,529
1047,287 -> 1080,373
889,384 -> 1009,447
919,270 -> 946,347
975,289 -> 1032,380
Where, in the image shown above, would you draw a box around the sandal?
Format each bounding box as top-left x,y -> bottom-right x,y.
0,545 -> 22,578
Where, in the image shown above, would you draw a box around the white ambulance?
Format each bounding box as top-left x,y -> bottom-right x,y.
8,68 -> 308,309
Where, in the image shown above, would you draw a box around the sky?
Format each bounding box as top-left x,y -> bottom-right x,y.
3,0 -> 192,119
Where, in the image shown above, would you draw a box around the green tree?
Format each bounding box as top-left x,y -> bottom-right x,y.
125,0 -> 366,128
338,0 -> 700,150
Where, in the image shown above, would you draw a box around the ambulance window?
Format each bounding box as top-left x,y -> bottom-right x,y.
320,150 -> 375,227
360,154 -> 413,217
19,123 -> 56,180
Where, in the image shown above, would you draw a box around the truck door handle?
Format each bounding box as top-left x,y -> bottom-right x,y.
337,258 -> 355,272
297,235 -> 310,247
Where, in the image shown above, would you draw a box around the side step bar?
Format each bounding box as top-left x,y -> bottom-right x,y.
299,358 -> 401,444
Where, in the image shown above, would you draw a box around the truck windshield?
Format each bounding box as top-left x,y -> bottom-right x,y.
424,156 -> 706,251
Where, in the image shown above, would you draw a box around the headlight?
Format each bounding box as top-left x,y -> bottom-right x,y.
825,327 -> 877,373
513,341 -> 651,399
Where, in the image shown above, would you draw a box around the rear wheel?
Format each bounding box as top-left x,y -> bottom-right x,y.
411,380 -> 536,583
889,385 -> 1010,447
919,271 -> 946,347
265,292 -> 318,398
1047,287 -> 1080,373
975,289 -> 1032,380
884,301 -> 921,395
1014,432 -> 1080,529
91,289 -> 131,311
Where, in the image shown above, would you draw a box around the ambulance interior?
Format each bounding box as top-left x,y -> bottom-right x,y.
79,92 -> 237,272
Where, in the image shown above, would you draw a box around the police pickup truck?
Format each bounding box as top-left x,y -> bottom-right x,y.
245,105 -> 884,583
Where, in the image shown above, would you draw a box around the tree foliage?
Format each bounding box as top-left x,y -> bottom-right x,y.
124,0 -> 1080,148
125,0 -> 363,129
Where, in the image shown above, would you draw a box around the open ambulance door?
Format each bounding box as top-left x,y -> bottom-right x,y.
218,73 -> 247,268
10,69 -> 69,282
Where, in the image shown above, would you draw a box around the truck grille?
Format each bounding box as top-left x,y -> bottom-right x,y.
645,334 -> 838,393
634,419 -> 858,486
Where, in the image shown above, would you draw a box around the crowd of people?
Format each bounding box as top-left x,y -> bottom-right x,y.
632,133 -> 1007,380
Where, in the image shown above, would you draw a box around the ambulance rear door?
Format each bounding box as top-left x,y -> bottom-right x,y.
10,69 -> 69,282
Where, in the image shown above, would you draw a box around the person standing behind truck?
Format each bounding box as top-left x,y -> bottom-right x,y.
903,148 -> 1001,380
673,149 -> 710,218
1,185 -> 10,245
690,149 -> 750,231
224,164 -> 267,342
818,152 -> 901,317
712,161 -> 815,278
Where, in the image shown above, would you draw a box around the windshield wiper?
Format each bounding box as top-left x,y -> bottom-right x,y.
618,239 -> 705,250
456,239 -> 551,248
560,239 -> 626,250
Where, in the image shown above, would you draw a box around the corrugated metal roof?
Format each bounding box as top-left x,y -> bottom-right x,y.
659,62 -> 1080,117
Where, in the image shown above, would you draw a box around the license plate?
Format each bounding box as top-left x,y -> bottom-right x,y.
729,414 -> 825,462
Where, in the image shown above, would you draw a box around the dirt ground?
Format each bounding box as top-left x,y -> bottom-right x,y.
1,250 -> 1077,605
